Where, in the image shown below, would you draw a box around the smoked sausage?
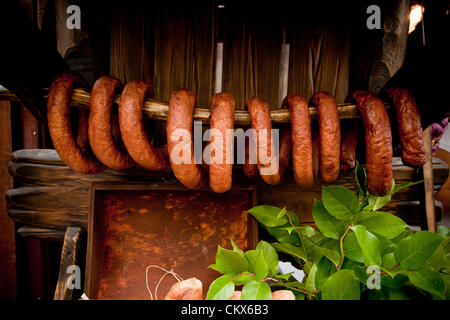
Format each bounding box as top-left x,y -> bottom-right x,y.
340,123 -> 358,171
246,97 -> 286,185
167,89 -> 206,189
208,93 -> 235,193
311,91 -> 341,182
384,88 -> 425,167
47,72 -> 105,174
282,94 -> 314,187
164,278 -> 202,300
243,135 -> 258,178
272,290 -> 295,300
89,76 -> 135,169
348,91 -> 393,196
119,80 -> 168,170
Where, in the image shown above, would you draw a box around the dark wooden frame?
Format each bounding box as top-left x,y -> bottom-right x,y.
84,182 -> 258,300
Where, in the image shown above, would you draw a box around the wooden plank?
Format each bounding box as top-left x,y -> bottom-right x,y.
17,226 -> 66,240
54,227 -> 82,300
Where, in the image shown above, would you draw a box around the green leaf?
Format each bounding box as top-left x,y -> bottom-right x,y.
321,270 -> 360,300
408,267 -> 445,299
266,226 -> 301,246
282,226 -> 296,235
437,225 -> 450,237
231,238 -> 244,255
320,238 -> 340,252
305,263 -> 318,292
426,237 -> 450,273
352,264 -> 369,284
211,246 -> 249,274
206,274 -> 235,300
232,273 -> 256,286
256,241 -> 279,276
312,200 -> 347,239
376,233 -> 396,256
294,292 -> 306,300
343,232 -> 364,263
322,186 -> 359,220
286,210 -> 300,226
351,225 -> 382,266
365,180 -> 423,211
241,280 -> 272,300
315,257 -> 336,290
355,160 -> 368,201
355,211 -> 408,239
382,252 -> 401,277
381,273 -> 409,289
303,237 -> 341,266
276,207 -> 287,219
393,180 -> 423,193
391,228 -> 413,244
244,250 -> 268,281
365,180 -> 395,211
395,231 -> 444,270
247,205 -> 288,227
274,272 -> 293,280
271,242 -> 306,261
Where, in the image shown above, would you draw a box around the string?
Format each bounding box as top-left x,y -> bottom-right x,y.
145,265 -> 183,300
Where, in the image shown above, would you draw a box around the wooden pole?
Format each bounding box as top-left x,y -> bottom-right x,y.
54,227 -> 82,300
422,126 -> 436,232
0,88 -> 392,125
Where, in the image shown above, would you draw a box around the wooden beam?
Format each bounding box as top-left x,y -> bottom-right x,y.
54,227 -> 82,300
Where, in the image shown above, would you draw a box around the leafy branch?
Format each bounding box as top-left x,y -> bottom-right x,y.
206,163 -> 450,300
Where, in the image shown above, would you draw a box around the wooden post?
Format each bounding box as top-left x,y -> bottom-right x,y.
54,227 -> 82,300
423,127 -> 436,232
0,100 -> 16,299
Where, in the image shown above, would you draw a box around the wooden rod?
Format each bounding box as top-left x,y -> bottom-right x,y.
0,88 -> 392,125
422,126 -> 436,232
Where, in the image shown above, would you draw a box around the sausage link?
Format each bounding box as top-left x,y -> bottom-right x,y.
75,108 -> 90,151
312,127 -> 320,179
282,94 -> 314,187
311,91 -> 341,182
209,93 -> 235,193
384,88 -> 425,167
89,76 -> 135,169
167,89 -> 206,189
164,278 -> 202,300
340,122 -> 358,171
278,126 -> 291,183
118,80 -> 168,170
47,72 -> 104,174
243,134 -> 258,178
246,97 -> 285,185
348,90 -> 393,196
